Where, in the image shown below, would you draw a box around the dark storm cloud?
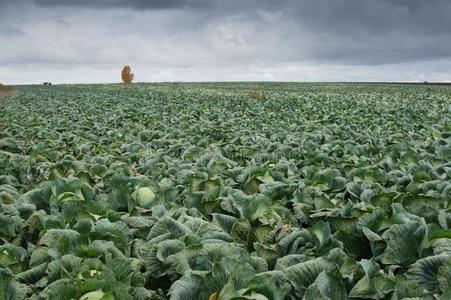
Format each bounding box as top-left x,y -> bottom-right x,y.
288,0 -> 451,35
28,0 -> 451,36
33,0 -> 210,9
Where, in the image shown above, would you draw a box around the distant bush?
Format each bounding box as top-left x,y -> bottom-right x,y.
0,84 -> 13,98
121,65 -> 134,84
247,90 -> 266,100
0,84 -> 14,125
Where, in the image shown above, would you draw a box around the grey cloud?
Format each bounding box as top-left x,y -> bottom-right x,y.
0,25 -> 26,36
0,0 -> 450,83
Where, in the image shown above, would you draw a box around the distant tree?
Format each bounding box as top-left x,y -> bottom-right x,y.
121,65 -> 134,84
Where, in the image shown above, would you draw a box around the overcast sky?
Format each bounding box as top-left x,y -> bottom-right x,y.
1,0 -> 451,84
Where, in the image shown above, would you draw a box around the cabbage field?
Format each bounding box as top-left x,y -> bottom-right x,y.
0,83 -> 450,299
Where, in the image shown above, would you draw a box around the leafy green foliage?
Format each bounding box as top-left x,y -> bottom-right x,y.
0,83 -> 450,299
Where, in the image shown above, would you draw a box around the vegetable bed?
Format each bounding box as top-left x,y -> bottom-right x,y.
0,83 -> 450,299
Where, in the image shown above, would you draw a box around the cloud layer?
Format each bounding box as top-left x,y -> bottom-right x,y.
1,0 -> 450,83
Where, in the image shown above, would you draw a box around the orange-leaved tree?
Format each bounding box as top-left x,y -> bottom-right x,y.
121,65 -> 134,84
